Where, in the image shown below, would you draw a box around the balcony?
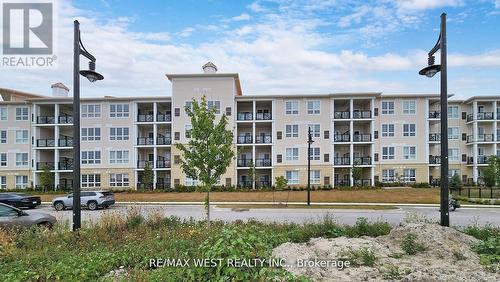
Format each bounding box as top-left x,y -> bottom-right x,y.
334,134 -> 350,142
36,162 -> 54,170
58,161 -> 73,170
237,136 -> 253,144
478,156 -> 490,164
238,181 -> 253,188
137,160 -> 153,169
255,158 -> 271,167
36,116 -> 55,124
58,115 -> 73,124
255,112 -> 271,120
157,113 -> 172,122
58,136 -> 73,147
137,114 -> 154,122
467,134 -> 495,143
335,179 -> 351,186
37,138 -> 55,147
353,156 -> 371,165
477,112 -> 494,120
352,110 -> 371,119
156,159 -> 171,168
155,182 -> 171,190
255,134 -> 272,144
237,112 -> 253,121
429,133 -> 441,142
497,110 -> 500,120
157,136 -> 172,145
429,155 -> 441,164
334,157 -> 350,165
137,137 -> 154,145
353,134 -> 371,142
467,157 -> 474,164
237,159 -> 253,167
428,111 -> 440,119
334,111 -> 350,119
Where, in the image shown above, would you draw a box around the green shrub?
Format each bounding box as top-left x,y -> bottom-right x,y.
472,237 -> 500,265
401,233 -> 426,255
341,247 -> 377,267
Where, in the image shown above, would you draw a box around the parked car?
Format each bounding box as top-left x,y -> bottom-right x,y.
0,193 -> 41,209
52,191 -> 115,211
0,203 -> 56,229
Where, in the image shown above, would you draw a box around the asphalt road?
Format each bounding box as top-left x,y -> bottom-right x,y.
31,204 -> 500,227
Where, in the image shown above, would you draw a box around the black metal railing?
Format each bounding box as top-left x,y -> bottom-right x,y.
157,113 -> 172,122
334,111 -> 350,119
58,115 -> 73,124
137,114 -> 154,122
36,139 -> 55,147
237,136 -> 253,144
478,156 -> 489,164
157,136 -> 172,145
467,157 -> 474,164
137,137 -> 154,145
255,134 -> 272,144
238,181 -> 253,188
353,179 -> 371,186
468,134 -> 495,143
428,111 -> 440,119
237,112 -> 253,121
429,155 -> 441,164
58,161 -> 73,170
334,157 -> 350,165
335,179 -> 350,186
255,158 -> 272,167
466,113 -> 474,122
155,182 -> 172,190
477,112 -> 494,120
429,133 -> 441,142
58,136 -> 73,147
353,157 -> 371,165
36,162 -> 54,170
334,134 -> 350,142
36,116 -> 55,124
497,110 -> 500,120
352,110 -> 371,119
136,183 -> 154,190
451,187 -> 500,199
353,134 -> 371,142
156,160 -> 171,168
137,160 -> 153,169
256,181 -> 271,188
237,159 -> 253,167
255,112 -> 272,120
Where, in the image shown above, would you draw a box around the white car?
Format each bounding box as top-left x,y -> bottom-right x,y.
52,191 -> 115,211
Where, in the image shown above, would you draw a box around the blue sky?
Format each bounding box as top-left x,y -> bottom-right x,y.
2,0 -> 500,99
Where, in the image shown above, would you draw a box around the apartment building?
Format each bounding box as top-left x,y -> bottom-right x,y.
0,62 -> 499,190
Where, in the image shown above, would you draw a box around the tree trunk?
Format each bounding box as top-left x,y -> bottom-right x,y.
207,187 -> 211,229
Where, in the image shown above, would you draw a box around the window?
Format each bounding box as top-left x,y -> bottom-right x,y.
307,101 -> 320,115
81,128 -> 101,141
285,101 -> 299,115
448,127 -> 459,140
403,169 -> 416,182
0,107 -> 7,121
82,174 -> 101,188
110,127 -> 129,141
110,104 -> 129,118
81,104 -> 101,118
110,150 -> 129,164
285,171 -> 299,184
81,151 -> 101,164
185,101 -> 193,115
207,101 -> 221,114
15,175 -> 28,189
16,107 -> 28,120
381,124 -> 395,137
285,124 -> 299,138
109,173 -> 129,187
0,130 -> 6,144
382,169 -> 395,182
381,101 -> 394,115
308,124 -> 321,138
310,170 -> 320,184
0,176 -> 6,189
402,101 -> 416,114
403,146 -> 416,160
285,148 -> 299,161
309,147 -> 320,161
448,106 -> 459,119
15,153 -> 28,166
15,130 -> 28,144
449,148 -> 459,161
403,124 -> 416,137
448,169 -> 460,177
185,177 -> 199,186
0,153 -> 7,166
185,124 -> 192,138
382,147 -> 395,160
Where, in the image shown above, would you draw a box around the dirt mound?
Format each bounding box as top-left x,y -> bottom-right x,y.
273,223 -> 499,281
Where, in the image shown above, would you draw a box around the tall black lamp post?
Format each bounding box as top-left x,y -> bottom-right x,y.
72,20 -> 104,231
307,127 -> 314,206
419,13 -> 449,227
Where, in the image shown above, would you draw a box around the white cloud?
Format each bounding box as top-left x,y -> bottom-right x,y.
232,13 -> 251,21
248,1 -> 266,13
395,0 -> 464,11
178,27 -> 195,37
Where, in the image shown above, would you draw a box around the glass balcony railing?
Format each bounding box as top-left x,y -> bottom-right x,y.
157,136 -> 172,145
36,162 -> 54,170
137,160 -> 153,169
58,115 -> 73,124
428,111 -> 440,119
352,110 -> 371,119
429,155 -> 441,164
58,137 -> 73,147
156,113 -> 172,122
237,159 -> 253,167
255,112 -> 271,120
353,156 -> 371,165
156,159 -> 171,168
58,161 -> 73,170
429,133 -> 441,142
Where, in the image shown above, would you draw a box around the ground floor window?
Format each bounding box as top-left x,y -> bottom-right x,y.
82,174 -> 101,188
310,170 -> 320,184
0,176 -> 6,189
382,169 -> 395,182
285,170 -> 299,184
109,173 -> 129,187
403,169 -> 416,182
15,175 -> 28,189
185,177 -> 199,186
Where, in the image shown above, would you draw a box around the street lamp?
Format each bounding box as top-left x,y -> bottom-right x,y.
72,20 -> 104,231
419,13 -> 449,227
307,127 -> 314,206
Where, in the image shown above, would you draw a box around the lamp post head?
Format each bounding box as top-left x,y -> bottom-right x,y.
79,61 -> 104,82
419,64 -> 441,78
